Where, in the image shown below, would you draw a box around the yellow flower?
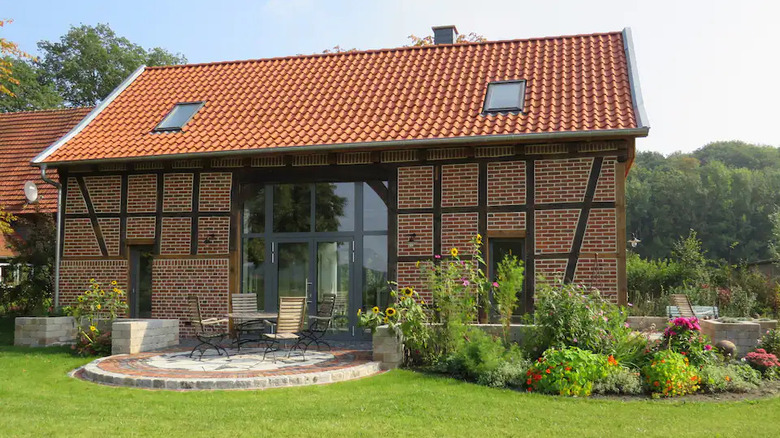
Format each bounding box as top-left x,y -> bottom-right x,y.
403,287 -> 414,297
111,281 -> 117,286
357,308 -> 362,316
415,260 -> 420,268
383,317 -> 389,324
89,326 -> 97,332
77,296 -> 84,302
372,306 -> 380,314
476,234 -> 482,245
386,307 -> 397,317
96,304 -> 102,310
99,291 -> 105,296
450,247 -> 459,258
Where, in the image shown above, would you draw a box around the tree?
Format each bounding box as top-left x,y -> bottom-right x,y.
0,213 -> 55,314
38,23 -> 186,106
0,19 -> 34,97
0,57 -> 62,112
406,32 -> 486,46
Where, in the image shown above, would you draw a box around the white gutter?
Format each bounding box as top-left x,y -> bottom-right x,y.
32,65 -> 147,164
622,27 -> 649,129
39,165 -> 62,307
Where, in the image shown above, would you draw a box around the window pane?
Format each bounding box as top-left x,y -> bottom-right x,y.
485,82 -> 525,111
317,242 -> 351,332
156,103 -> 202,130
273,184 -> 311,232
363,182 -> 388,231
242,184 -> 265,233
363,235 -> 388,310
315,183 -> 355,232
242,238 -> 265,311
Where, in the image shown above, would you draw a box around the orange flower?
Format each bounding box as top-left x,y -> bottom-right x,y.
545,368 -> 551,374
725,376 -> 731,382
653,381 -> 660,387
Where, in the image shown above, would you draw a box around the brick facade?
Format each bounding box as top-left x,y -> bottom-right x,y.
59,260 -> 129,309
441,164 -> 478,207
397,214 -> 433,257
84,176 -> 121,213
199,173 -> 232,212
441,212 -> 478,254
63,218 -> 101,257
127,174 -> 157,213
197,216 -> 230,255
534,209 -> 580,254
160,217 -> 192,255
162,173 -> 193,212
127,216 -> 156,240
397,166 -> 433,209
487,161 -> 525,206
535,158 -> 592,204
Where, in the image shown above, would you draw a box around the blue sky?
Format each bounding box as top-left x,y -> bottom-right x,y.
2,0 -> 778,154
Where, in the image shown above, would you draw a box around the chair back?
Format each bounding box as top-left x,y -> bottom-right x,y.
669,294 -> 696,318
187,294 -> 205,332
313,294 -> 336,331
231,293 -> 258,313
276,297 -> 306,335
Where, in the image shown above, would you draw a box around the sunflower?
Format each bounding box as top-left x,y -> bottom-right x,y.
415,260 -> 420,268
357,308 -> 362,316
89,325 -> 97,332
372,306 -> 380,314
96,304 -> 102,310
383,317 -> 389,324
111,280 -> 117,286
99,291 -> 105,296
475,234 -> 483,245
450,247 -> 459,258
403,287 -> 414,297
386,307 -> 397,317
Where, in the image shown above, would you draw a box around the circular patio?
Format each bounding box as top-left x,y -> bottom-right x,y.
74,347 -> 382,390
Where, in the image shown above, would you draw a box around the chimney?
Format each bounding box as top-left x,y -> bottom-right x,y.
432,25 -> 458,45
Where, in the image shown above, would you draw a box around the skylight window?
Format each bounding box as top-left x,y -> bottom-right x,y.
483,80 -> 526,113
154,102 -> 204,132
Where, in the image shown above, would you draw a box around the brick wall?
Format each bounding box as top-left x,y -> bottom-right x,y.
59,260 -> 129,307
97,217 -> 120,256
535,158 -> 592,203
126,216 -> 156,240
397,214 -> 433,256
487,161 -> 525,205
84,176 -> 121,213
441,164 -> 478,207
152,258 -> 229,337
441,212 -> 478,254
535,259 -> 568,284
65,177 -> 87,214
396,261 -> 429,300
127,174 -> 157,212
581,209 -> 617,252
199,173 -> 232,212
487,212 -> 526,232
574,257 -> 619,302
534,209 -> 580,254
162,173 -> 193,212
397,166 -> 433,209
197,216 -> 230,254
594,157 -> 617,202
63,218 -> 101,257
160,217 -> 191,255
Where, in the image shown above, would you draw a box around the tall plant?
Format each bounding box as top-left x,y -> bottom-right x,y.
493,255 -> 524,344
65,279 -> 127,356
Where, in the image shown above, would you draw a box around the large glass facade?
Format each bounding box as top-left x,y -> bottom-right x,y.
240,181 -> 388,337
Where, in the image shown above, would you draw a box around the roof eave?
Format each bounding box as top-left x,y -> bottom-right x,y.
32,65 -> 147,165
37,127 -> 650,167
622,27 -> 650,130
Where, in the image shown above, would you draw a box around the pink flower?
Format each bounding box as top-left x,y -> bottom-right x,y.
624,322 -> 630,328
705,344 -> 712,351
434,255 -> 441,259
462,280 -> 470,286
572,338 -> 578,343
492,282 -> 499,287
627,302 -> 633,307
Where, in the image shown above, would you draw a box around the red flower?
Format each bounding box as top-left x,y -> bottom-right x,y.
546,369 -> 551,374
526,379 -> 532,385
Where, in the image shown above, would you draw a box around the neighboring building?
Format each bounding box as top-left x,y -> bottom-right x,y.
0,108 -> 92,283
32,27 -> 648,337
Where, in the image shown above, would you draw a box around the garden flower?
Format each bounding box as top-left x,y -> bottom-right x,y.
704,344 -> 712,351
492,282 -> 499,287
450,247 -> 458,257
416,261 -> 420,268
89,326 -> 96,332
386,307 -> 397,317
372,306 -> 380,314
462,280 -> 470,286
627,302 -> 633,307
624,322 -> 630,328
434,254 -> 441,259
96,304 -> 101,310
475,234 -> 482,244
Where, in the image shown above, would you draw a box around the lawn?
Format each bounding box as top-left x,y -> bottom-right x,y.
1,317 -> 780,438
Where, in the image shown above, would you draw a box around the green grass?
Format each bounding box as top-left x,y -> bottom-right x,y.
1,317 -> 780,437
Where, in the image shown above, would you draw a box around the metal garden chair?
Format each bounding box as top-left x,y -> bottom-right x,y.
262,296 -> 306,363
294,294 -> 336,353
187,294 -> 230,359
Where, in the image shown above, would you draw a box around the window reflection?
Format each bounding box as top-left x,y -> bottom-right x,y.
363,182 -> 387,231
242,184 -> 265,233
273,184 -> 311,232
363,235 -> 388,309
243,238 -> 265,310
315,183 -> 353,232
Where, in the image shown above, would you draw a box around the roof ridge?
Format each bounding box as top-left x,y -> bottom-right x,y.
0,106 -> 93,117
146,30 -> 624,71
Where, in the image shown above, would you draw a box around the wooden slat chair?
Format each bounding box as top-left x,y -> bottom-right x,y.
187,294 -> 230,359
231,293 -> 265,350
262,297 -> 306,363
294,294 -> 336,353
669,294 -> 696,318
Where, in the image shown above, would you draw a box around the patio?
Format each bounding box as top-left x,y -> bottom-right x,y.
74,345 -> 380,390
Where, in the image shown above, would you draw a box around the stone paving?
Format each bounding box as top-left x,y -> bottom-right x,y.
74,346 -> 381,390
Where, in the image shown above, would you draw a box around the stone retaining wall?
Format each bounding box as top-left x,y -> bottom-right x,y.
14,317 -> 76,347
701,320 -> 761,357
112,319 -> 179,355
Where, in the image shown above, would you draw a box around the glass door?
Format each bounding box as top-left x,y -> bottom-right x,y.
128,245 -> 154,318
316,240 -> 352,336
275,241 -> 312,305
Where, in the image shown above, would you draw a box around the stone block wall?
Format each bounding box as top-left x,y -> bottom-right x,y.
112,319 -> 180,355
701,320 -> 762,357
14,317 -> 76,347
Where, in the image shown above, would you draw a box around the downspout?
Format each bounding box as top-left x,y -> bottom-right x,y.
39,164 -> 61,307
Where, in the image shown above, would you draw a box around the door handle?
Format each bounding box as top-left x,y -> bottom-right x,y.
305,279 -> 313,304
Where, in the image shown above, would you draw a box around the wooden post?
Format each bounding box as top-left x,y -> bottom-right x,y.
615,157 -> 629,306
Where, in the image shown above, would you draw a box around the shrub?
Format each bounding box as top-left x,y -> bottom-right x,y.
493,254 -> 524,344
699,364 -> 761,393
758,329 -> 780,356
606,328 -> 649,370
445,328 -> 529,388
525,347 -> 612,397
658,317 -> 717,367
744,349 -> 780,374
592,366 -> 643,395
641,350 -> 700,398
626,252 -> 686,316
64,279 -> 127,356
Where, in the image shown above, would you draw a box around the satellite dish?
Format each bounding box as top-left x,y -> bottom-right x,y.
24,181 -> 38,203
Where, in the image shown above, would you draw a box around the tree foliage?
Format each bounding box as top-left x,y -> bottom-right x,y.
0,213 -> 54,314
0,19 -> 34,97
406,32 -> 486,46
38,23 -> 186,106
627,142 -> 780,262
0,56 -> 62,112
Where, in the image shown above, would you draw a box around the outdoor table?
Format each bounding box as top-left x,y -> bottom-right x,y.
227,312 -> 277,336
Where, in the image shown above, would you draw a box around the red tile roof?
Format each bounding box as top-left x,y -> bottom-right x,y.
0,107 -> 92,213
39,30 -> 646,164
